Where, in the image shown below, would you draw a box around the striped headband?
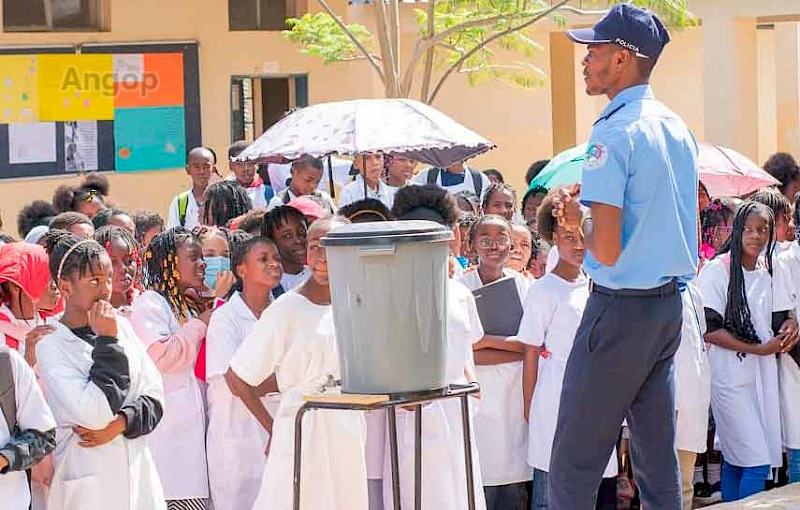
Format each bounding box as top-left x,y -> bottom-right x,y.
56,239 -> 96,282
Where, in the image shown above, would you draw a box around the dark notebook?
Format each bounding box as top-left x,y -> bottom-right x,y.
471,277 -> 524,336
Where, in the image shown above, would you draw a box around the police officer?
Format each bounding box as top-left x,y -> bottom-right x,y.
550,5 -> 698,510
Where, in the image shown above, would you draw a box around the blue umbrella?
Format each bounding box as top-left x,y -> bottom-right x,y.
529,143 -> 587,190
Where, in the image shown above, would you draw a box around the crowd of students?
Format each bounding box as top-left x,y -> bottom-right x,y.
3,142 -> 800,510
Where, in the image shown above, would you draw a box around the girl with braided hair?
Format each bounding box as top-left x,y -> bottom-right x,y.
201,180 -> 253,228
35,230 -> 165,510
696,201 -> 798,502
130,227 -> 211,510
94,226 -> 141,313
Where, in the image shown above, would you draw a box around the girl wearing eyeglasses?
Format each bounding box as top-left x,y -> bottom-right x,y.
458,214 -> 532,510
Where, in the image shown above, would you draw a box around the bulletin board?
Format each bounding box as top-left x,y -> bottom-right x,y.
0,42 -> 201,179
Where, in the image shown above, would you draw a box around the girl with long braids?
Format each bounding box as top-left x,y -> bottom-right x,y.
94,226 -> 141,313
696,201 -> 798,502
130,227 -> 212,510
201,180 -> 253,228
36,230 -> 164,510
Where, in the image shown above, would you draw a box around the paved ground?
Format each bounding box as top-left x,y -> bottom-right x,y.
710,483 -> 800,508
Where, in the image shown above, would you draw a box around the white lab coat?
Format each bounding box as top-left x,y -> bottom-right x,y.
229,291 -> 368,510
674,283 -> 711,454
774,244 -> 800,448
36,318 -> 165,510
517,272 -> 618,477
458,268 -> 532,485
338,176 -> 395,210
129,291 -> 209,501
205,292 -> 279,510
383,280 -> 487,510
1,348 -> 55,510
696,257 -> 783,468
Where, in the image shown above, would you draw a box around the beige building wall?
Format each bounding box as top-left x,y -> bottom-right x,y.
0,0 -> 799,236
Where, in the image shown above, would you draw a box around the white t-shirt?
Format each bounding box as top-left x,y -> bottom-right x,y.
280,266 -> 311,293
166,188 -> 201,230
696,257 -> 783,468
337,176 -> 394,210
545,246 -> 559,273
0,348 -> 55,510
410,167 -> 491,201
457,267 -> 532,485
516,272 -> 617,476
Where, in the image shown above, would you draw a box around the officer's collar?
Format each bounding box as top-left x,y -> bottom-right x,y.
596,84 -> 654,123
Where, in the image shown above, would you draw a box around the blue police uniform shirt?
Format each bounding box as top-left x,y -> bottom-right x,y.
580,84 -> 698,289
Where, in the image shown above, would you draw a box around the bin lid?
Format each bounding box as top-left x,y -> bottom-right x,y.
321,220 -> 454,247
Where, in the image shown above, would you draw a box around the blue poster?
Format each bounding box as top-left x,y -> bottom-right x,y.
114,105 -> 185,171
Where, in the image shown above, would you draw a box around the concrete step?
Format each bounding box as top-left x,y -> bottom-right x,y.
709,483 -> 800,508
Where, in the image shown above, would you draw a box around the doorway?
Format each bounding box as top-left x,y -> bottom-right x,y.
230,74 -> 309,142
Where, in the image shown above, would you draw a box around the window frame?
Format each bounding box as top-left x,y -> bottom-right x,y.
3,0 -> 107,33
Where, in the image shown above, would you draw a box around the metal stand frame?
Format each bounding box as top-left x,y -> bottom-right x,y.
292,382 -> 480,510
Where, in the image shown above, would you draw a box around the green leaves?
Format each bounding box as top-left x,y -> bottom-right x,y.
282,0 -> 693,102
283,13 -> 375,63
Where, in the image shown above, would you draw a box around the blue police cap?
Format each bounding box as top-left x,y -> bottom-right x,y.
566,4 -> 670,60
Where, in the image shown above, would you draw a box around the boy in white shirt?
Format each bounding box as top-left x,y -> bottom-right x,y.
267,156 -> 336,214
167,147 -> 216,230
0,346 -> 56,510
228,141 -> 273,209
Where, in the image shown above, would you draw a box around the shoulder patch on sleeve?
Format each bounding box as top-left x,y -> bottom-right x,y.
584,142 -> 609,170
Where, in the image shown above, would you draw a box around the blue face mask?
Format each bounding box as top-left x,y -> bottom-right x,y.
204,256 -> 231,289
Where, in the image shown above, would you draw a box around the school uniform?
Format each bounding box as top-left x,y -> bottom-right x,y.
0,347 -> 56,510
410,166 -> 491,200
167,188 -> 202,230
266,188 -> 337,214
382,279 -> 487,510
205,292 -> 279,510
227,175 -> 270,209
338,177 -> 395,210
774,243 -> 800,482
229,291 -> 368,510
673,282 -> 711,510
36,317 -> 165,510
696,257 -> 784,500
458,268 -> 533,502
281,266 -> 311,293
130,290 -> 210,507
516,272 -> 617,510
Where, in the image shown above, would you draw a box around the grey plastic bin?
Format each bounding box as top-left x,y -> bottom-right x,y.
321,220 -> 454,395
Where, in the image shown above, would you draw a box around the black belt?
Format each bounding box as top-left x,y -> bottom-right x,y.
589,280 -> 678,297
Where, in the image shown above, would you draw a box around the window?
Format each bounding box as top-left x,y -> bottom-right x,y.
229,0 -> 296,31
231,75 -> 309,141
3,0 -> 104,31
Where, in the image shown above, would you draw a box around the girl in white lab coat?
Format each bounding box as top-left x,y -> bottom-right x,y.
228,216 -> 369,510
35,231 -> 165,510
696,202 -> 797,502
383,185 -> 487,510
517,191 -> 617,510
262,206 -> 311,295
457,214 -> 532,509
93,226 -> 141,314
130,227 -> 212,510
205,233 -> 282,510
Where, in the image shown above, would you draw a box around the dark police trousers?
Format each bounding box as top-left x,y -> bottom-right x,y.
548,281 -> 683,510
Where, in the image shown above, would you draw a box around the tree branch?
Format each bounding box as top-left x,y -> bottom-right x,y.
418,0 -> 436,100
388,0 -> 401,85
427,0 -> 571,104
374,0 -> 399,95
315,0 -> 385,84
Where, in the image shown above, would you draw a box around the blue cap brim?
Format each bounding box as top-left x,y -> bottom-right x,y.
565,28 -> 612,45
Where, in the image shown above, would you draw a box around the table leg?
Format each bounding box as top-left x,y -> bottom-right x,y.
415,404 -> 422,510
293,404 -> 309,510
388,406 -> 402,510
460,394 -> 476,510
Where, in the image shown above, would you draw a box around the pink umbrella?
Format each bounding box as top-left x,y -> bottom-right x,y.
698,144 -> 779,198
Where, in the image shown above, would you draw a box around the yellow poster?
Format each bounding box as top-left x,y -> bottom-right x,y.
0,55 -> 38,123
38,54 -> 114,121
